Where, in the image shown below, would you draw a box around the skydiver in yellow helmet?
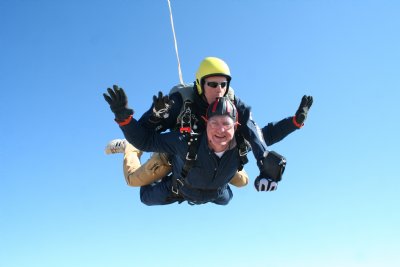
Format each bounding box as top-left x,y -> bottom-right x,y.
195,57 -> 231,95
105,56 -> 313,194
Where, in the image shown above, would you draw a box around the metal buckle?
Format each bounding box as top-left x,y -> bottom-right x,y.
186,152 -> 197,161
180,109 -> 192,129
176,178 -> 184,186
171,179 -> 184,195
239,147 -> 248,157
171,186 -> 179,195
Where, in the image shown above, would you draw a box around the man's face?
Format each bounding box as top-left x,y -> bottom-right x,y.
203,76 -> 228,104
206,115 -> 235,152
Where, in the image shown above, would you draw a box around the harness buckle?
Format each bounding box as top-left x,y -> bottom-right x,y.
171,178 -> 184,195
171,186 -> 179,195
239,146 -> 248,157
186,152 -> 197,161
180,108 -> 192,130
177,178 -> 184,186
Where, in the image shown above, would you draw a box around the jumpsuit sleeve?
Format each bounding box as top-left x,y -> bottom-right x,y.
262,117 -> 299,146
235,96 -> 269,161
138,92 -> 183,133
120,117 -> 186,156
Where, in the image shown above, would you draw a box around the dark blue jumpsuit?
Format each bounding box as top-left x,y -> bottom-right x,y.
121,118 -> 241,205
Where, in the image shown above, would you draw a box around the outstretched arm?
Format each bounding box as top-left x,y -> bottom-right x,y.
262,95 -> 314,146
262,117 -> 298,146
103,85 -> 185,155
120,117 -> 183,155
235,95 -> 313,192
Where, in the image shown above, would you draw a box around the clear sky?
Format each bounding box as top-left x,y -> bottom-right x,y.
1,1 -> 399,266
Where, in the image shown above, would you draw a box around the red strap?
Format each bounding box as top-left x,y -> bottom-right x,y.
116,115 -> 133,126
292,116 -> 303,128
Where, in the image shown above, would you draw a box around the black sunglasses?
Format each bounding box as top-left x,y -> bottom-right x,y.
206,81 -> 228,88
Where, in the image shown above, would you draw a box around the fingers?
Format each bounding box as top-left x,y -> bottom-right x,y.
114,85 -> 124,102
307,96 -> 313,108
162,95 -> 169,103
269,182 -> 278,191
156,91 -> 172,106
255,177 -> 278,192
105,85 -> 126,104
299,95 -> 314,109
103,93 -> 113,104
106,88 -> 117,103
154,91 -> 164,104
259,179 -> 277,191
118,87 -> 128,103
299,95 -> 307,107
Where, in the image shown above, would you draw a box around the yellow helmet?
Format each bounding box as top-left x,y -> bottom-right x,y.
195,57 -> 231,95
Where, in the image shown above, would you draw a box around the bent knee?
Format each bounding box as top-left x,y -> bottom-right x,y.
230,174 -> 249,187
236,176 -> 249,187
125,173 -> 146,187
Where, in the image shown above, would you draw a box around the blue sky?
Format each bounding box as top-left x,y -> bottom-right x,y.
1,1 -> 399,266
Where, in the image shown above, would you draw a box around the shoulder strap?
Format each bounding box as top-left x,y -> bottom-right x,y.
230,92 -> 248,171
235,132 -> 249,171
171,132 -> 201,195
181,133 -> 201,178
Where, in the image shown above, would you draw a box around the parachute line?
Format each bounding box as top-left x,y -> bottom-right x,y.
167,0 -> 184,84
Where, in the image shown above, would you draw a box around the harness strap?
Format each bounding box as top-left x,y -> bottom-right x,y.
171,132 -> 201,195
174,100 -> 200,133
235,132 -> 249,171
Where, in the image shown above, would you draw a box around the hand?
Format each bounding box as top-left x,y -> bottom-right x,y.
257,151 -> 286,182
103,85 -> 133,121
254,177 -> 278,192
152,91 -> 174,118
294,95 -> 313,126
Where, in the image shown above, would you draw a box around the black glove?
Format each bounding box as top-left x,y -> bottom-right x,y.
295,95 -> 313,126
152,91 -> 174,118
257,151 -> 286,182
254,177 -> 278,192
103,85 -> 133,121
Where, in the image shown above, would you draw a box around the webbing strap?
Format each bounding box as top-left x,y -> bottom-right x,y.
167,0 -> 184,85
235,132 -> 249,171
181,133 -> 200,177
171,133 -> 201,195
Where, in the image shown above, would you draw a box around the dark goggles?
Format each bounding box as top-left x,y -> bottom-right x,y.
206,81 -> 228,88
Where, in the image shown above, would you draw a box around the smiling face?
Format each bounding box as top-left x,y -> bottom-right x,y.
206,115 -> 235,152
203,76 -> 228,104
